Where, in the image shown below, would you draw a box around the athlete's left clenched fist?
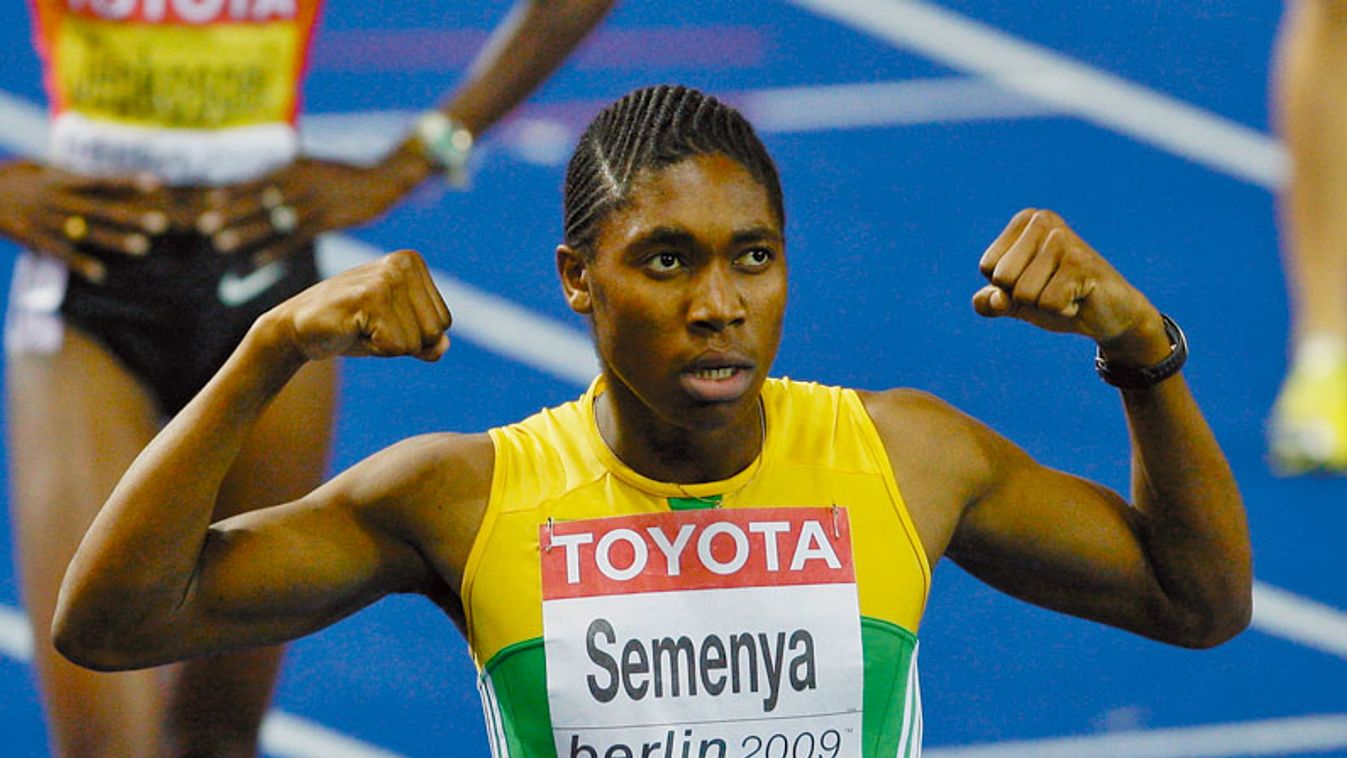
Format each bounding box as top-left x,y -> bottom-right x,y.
972,209 -> 1168,362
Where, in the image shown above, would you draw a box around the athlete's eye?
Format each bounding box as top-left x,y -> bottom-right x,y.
736,248 -> 774,270
645,252 -> 683,273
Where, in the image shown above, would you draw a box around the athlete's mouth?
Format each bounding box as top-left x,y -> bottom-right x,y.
690,366 -> 738,381
680,355 -> 755,402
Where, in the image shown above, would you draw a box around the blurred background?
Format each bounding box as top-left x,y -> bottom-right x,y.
1,1 -> 1343,756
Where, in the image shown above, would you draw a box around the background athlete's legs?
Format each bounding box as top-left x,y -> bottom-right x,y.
1269,0 -> 1347,473
160,357 -> 337,757
9,326 -> 338,757
9,327 -> 166,757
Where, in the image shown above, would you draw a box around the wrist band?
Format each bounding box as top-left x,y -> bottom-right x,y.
414,111 -> 474,188
1094,314 -> 1188,389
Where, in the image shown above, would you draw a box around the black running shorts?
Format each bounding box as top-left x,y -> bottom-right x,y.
59,233 -> 320,415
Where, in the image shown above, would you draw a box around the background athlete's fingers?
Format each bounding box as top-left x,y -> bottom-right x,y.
979,208 -> 1037,277
34,239 -> 108,284
988,211 -> 1054,293
49,194 -> 169,235
202,201 -> 268,239
40,210 -> 149,258
60,171 -> 162,198
214,216 -> 293,256
249,236 -> 307,270
199,183 -> 312,236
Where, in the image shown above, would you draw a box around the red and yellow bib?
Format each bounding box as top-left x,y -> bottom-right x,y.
28,0 -> 323,183
467,378 -> 931,758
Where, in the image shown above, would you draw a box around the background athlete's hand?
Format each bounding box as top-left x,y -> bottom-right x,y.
0,159 -> 177,283
269,249 -> 451,363
972,208 -> 1170,366
198,154 -> 425,267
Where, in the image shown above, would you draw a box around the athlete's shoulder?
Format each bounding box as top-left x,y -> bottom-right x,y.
864,386 -> 1005,463
765,378 -> 941,421
761,375 -> 852,406
855,386 -> 962,424
857,387 -> 1011,489
490,392 -> 592,468
488,391 -> 606,506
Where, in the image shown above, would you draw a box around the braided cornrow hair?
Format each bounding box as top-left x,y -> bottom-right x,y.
563,85 -> 785,255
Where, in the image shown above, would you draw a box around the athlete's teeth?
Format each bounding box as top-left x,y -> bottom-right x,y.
694,368 -> 735,380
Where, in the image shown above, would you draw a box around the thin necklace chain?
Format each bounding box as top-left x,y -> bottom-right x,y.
672,400 -> 766,504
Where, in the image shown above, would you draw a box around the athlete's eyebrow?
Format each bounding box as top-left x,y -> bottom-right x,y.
731,226 -> 783,245
631,226 -> 697,249
630,225 -> 782,249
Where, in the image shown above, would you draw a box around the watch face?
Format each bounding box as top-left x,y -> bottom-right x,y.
416,112 -> 473,186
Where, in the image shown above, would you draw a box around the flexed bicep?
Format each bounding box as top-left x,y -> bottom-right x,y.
180,431 -> 491,654
57,431 -> 491,671
174,489 -> 433,657
946,437 -> 1211,646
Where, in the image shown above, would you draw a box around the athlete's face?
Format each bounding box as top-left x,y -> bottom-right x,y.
559,153 -> 787,431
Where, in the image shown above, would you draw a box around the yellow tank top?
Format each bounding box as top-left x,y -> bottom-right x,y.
465,377 -> 931,758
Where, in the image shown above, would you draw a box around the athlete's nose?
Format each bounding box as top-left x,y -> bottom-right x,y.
688,263 -> 747,333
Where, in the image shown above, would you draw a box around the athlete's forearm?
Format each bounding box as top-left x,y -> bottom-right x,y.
1114,370 -> 1252,648
53,313 -> 306,669
449,0 -> 615,134
383,0 -> 616,184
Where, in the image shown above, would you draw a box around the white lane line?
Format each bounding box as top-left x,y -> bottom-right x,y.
924,713 -> 1347,758
1252,581 -> 1347,661
0,602 -> 33,661
0,90 -> 49,158
297,77 -> 1061,167
261,712 -> 408,758
737,77 -> 1060,133
0,602 -> 407,757
2,67 -> 1060,163
785,0 -> 1287,190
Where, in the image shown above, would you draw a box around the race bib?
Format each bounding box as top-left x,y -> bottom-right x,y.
541,507 -> 864,758
52,12 -> 301,130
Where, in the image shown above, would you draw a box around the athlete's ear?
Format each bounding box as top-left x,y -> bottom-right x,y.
557,244 -> 592,314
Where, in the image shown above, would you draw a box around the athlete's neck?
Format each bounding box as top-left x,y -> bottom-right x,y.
595,381 -> 763,485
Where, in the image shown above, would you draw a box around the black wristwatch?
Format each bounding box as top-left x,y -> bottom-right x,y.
1094,314 -> 1188,389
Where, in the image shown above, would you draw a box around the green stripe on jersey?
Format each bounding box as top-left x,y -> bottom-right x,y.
860,617 -> 921,756
478,618 -> 920,757
480,638 -> 555,758
667,495 -> 723,510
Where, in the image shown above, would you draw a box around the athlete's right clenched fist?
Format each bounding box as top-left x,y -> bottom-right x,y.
268,250 -> 452,362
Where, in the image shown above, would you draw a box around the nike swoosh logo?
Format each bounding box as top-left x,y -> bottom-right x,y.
218,261 -> 289,307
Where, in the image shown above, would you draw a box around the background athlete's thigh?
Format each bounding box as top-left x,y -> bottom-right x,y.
8,326 -> 166,758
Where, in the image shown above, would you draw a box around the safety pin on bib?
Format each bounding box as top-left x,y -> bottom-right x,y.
544,517 -> 555,552
830,504 -> 840,538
